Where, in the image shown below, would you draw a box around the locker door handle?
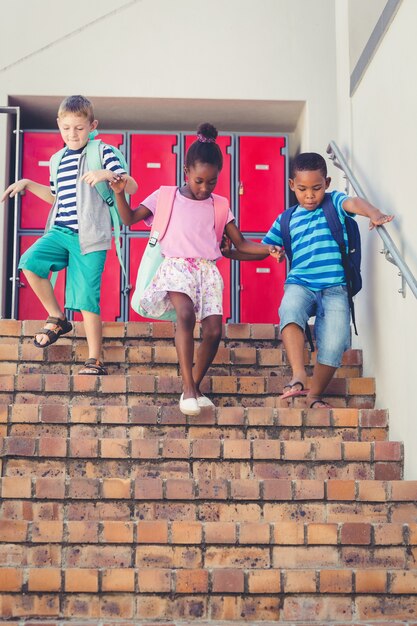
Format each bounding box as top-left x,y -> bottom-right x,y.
10,276 -> 26,287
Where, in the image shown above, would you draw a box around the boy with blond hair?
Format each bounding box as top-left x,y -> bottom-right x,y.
2,95 -> 138,374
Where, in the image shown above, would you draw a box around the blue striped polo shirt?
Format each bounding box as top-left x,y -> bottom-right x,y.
50,145 -> 126,233
262,190 -> 352,291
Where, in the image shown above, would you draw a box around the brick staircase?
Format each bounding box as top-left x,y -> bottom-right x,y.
0,319 -> 416,625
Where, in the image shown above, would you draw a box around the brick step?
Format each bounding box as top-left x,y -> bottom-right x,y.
0,592 -> 416,622
1,518 -> 416,547
0,341 -> 362,374
2,462 -> 401,483
4,497 -> 406,524
1,404 -> 389,442
0,320 -> 299,344
1,436 -> 400,460
0,320 -> 363,375
2,565 -> 417,594
1,623 -> 415,626
1,478 -> 415,508
0,374 -> 377,409
5,359 -> 362,380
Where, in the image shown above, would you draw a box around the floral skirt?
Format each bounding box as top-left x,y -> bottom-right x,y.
140,257 -> 223,321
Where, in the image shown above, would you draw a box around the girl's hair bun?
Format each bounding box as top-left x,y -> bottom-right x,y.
197,122 -> 218,142
185,122 -> 223,171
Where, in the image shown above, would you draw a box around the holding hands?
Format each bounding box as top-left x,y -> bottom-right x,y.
81,170 -> 126,188
269,245 -> 285,262
109,175 -> 128,194
220,233 -> 284,263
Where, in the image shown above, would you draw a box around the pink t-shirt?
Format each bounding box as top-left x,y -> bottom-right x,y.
141,189 -> 234,260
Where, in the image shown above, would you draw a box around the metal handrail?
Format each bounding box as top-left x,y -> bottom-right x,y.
327,140 -> 417,299
0,106 -> 21,318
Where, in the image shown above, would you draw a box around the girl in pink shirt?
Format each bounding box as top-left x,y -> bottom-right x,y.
112,123 -> 280,416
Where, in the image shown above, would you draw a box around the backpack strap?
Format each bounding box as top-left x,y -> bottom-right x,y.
149,188 -> 229,248
321,193 -> 358,335
212,193 -> 230,243
280,204 -> 297,266
85,140 -> 128,280
149,186 -> 177,247
321,193 -> 346,248
280,203 -> 315,352
86,141 -> 113,206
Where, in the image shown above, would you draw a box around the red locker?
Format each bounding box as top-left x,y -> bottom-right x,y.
20,132 -> 64,229
127,238 -> 147,321
128,238 -> 231,322
17,235 -> 66,320
238,136 -> 286,233
95,133 -> 124,151
73,240 -> 121,322
239,240 -> 286,324
217,256 -> 232,322
184,135 -> 232,205
129,134 -> 178,231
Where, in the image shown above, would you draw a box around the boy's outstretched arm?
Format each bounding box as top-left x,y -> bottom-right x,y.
110,177 -> 152,226
222,221 -> 284,261
343,197 -> 394,230
1,179 -> 54,204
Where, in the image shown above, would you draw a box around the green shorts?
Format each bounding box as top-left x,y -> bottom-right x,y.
18,226 -> 107,315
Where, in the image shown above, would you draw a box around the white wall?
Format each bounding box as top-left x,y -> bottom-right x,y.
348,0 -> 387,71
336,0 -> 417,478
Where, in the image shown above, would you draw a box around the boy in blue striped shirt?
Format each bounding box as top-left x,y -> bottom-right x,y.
263,152 -> 393,408
2,95 -> 138,374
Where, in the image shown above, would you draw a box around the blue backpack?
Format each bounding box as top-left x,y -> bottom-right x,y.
280,192 -> 362,348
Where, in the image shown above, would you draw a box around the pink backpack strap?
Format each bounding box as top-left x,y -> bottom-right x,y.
212,193 -> 230,242
150,186 -> 177,244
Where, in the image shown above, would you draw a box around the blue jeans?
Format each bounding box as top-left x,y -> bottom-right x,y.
279,283 -> 351,368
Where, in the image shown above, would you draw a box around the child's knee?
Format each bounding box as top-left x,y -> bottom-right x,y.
316,332 -> 349,368
202,318 -> 222,343
176,304 -> 196,327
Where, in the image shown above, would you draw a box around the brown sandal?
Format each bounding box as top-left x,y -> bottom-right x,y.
78,358 -> 108,376
309,399 -> 333,409
33,316 -> 72,348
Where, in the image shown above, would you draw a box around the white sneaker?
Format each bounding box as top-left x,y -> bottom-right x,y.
197,394 -> 215,408
179,393 -> 201,416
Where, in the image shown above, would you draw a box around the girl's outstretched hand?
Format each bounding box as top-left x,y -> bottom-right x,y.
269,245 -> 285,262
109,175 -> 128,194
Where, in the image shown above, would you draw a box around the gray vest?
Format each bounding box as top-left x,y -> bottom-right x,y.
45,147 -> 112,254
